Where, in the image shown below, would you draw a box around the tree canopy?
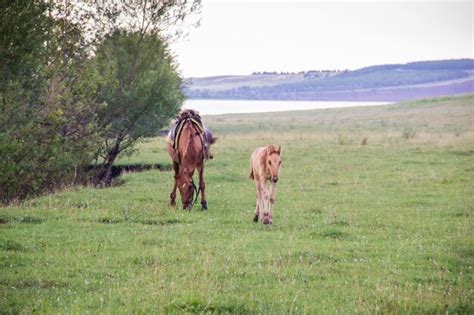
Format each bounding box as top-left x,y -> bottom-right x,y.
0,0 -> 200,202
92,31 -> 184,183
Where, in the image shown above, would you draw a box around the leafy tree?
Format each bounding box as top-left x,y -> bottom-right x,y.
0,1 -> 100,202
0,0 -> 50,127
51,0 -> 201,185
51,0 -> 201,50
0,0 -> 200,201
91,31 -> 184,184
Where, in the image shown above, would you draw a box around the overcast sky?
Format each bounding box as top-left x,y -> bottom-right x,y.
170,0 -> 473,78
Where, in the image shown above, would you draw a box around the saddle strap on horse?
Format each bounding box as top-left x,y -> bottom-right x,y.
173,117 -> 205,150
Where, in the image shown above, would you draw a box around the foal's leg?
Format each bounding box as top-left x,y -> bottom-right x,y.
170,161 -> 179,206
253,179 -> 261,223
268,182 -> 277,224
259,178 -> 271,224
198,163 -> 207,210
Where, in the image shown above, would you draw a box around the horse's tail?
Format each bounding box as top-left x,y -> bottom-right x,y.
249,169 -> 254,180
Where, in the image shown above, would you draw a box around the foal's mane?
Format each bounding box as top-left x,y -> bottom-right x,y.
266,144 -> 280,155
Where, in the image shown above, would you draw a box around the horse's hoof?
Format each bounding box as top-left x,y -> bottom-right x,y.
170,200 -> 176,207
201,202 -> 208,210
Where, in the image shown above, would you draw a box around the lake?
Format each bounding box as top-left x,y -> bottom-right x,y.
183,99 -> 392,115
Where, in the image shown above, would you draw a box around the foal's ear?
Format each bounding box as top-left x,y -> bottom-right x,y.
265,145 -> 274,155
277,146 -> 282,155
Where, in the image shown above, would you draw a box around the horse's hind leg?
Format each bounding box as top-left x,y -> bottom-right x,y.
170,161 -> 179,206
198,163 -> 207,210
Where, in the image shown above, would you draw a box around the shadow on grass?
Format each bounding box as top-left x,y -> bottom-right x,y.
0,278 -> 68,289
378,299 -> 473,314
0,214 -> 44,225
311,228 -> 353,240
449,150 -> 474,157
86,162 -> 172,188
93,217 -> 181,226
88,163 -> 172,181
0,240 -> 28,252
166,299 -> 251,314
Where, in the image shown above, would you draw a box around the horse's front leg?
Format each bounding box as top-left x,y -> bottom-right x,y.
253,179 -> 261,223
198,163 -> 207,210
259,179 -> 271,224
170,161 -> 179,206
268,182 -> 277,224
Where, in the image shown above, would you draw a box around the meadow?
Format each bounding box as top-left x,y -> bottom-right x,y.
1,95 -> 473,313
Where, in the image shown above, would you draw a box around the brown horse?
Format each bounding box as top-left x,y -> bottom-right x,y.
249,145 -> 282,224
167,114 -> 215,210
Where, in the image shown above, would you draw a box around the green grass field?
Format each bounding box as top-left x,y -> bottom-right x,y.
1,95 -> 473,313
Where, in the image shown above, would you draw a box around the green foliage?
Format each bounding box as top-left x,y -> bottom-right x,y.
0,1 -> 100,202
0,1 -> 196,200
0,0 -> 49,97
91,31 -> 184,183
95,31 -> 183,139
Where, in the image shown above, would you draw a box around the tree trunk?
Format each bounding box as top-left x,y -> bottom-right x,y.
94,141 -> 121,186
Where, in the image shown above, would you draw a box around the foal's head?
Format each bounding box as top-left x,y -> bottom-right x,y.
265,145 -> 282,183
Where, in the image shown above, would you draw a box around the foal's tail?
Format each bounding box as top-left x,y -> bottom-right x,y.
249,169 -> 254,180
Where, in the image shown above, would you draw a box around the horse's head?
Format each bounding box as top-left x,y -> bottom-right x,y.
265,145 -> 282,183
178,168 -> 195,210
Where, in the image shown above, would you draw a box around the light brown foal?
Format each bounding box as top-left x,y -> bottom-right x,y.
249,145 -> 282,224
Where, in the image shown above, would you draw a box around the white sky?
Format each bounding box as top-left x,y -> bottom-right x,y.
170,0 -> 473,78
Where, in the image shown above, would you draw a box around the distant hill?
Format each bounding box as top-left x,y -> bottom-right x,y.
184,59 -> 474,101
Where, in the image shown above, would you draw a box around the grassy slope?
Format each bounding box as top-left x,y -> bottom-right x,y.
1,95 -> 473,313
185,60 -> 474,101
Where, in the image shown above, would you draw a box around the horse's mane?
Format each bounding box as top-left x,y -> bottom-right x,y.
177,109 -> 202,124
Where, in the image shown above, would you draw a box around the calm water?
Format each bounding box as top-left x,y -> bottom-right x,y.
183,99 -> 392,115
